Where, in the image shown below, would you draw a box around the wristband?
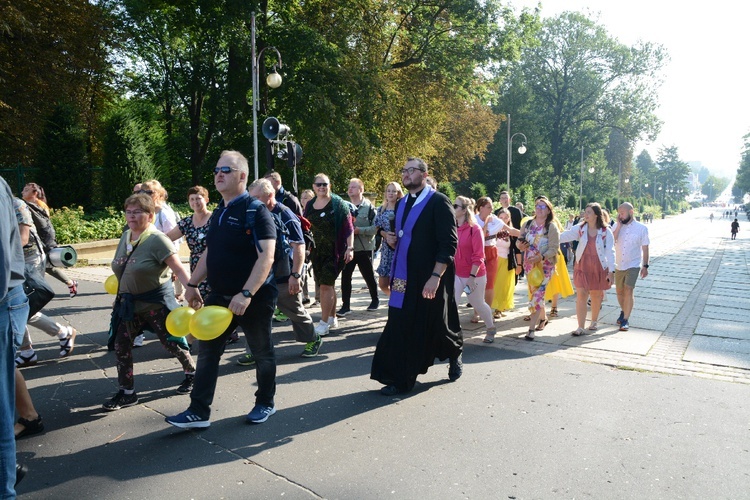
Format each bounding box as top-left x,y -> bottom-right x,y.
469,273 -> 477,278
431,272 -> 442,278
186,283 -> 199,288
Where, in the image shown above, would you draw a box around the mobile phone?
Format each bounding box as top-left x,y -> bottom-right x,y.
463,284 -> 473,295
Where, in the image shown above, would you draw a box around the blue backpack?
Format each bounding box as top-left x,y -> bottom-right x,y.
244,197 -> 293,283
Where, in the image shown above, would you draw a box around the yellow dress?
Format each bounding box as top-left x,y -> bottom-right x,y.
492,256 -> 515,311
544,250 -> 574,300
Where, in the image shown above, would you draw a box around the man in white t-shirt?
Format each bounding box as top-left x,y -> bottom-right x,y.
612,203 -> 650,331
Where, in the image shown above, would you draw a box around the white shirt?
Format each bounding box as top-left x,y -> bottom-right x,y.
474,214 -> 506,246
613,220 -> 649,270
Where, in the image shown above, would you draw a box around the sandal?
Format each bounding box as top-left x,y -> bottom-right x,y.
524,329 -> 535,341
483,329 -> 496,343
523,315 -> 531,321
550,307 -> 558,317
16,415 -> 44,439
535,319 -> 549,331
15,351 -> 38,368
59,328 -> 77,358
68,280 -> 78,298
588,321 -> 598,331
571,328 -> 585,336
470,316 -> 481,324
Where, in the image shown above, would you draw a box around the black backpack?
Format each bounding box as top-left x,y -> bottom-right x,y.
25,202 -> 57,252
245,197 -> 293,283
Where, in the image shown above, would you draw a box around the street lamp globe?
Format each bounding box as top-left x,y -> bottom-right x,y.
266,67 -> 282,89
518,144 -> 527,155
588,167 -> 595,174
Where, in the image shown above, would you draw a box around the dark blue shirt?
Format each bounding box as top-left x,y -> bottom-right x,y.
206,193 -> 276,296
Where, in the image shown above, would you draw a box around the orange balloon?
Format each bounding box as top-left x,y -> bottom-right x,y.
189,306 -> 233,341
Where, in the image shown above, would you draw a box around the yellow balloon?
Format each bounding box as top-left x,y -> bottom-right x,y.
189,306 -> 233,341
166,306 -> 196,338
104,274 -> 119,295
528,266 -> 544,288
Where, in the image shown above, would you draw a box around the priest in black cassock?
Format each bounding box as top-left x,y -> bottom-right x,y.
370,157 -> 463,396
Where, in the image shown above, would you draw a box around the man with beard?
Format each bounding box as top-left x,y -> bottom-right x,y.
370,157 -> 462,396
612,202 -> 650,332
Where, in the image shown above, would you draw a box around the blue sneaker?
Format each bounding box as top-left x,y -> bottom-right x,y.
246,404 -> 276,424
619,319 -> 630,331
165,410 -> 210,429
616,311 -> 624,325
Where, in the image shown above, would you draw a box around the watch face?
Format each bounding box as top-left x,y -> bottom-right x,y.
291,272 -> 301,279
242,290 -> 252,298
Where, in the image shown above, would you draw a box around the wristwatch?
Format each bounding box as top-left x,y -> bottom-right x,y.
291,272 -> 302,279
241,289 -> 254,298
642,264 -> 649,269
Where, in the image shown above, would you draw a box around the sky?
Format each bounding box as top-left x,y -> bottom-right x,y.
510,0 -> 749,180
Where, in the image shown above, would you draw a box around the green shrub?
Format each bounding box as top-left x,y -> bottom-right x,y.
51,206 -> 125,244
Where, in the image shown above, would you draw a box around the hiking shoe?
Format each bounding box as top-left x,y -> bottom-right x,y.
68,280 -> 78,298
616,311 -> 624,325
367,299 -> 380,311
314,321 -> 330,337
619,319 -> 630,331
15,351 -> 38,368
246,404 -> 276,424
273,308 -> 288,322
165,409 -> 210,429
336,306 -> 350,317
133,334 -> 145,347
448,353 -> 463,382
301,335 -> 323,358
103,390 -> 138,411
237,353 -> 256,366
176,374 -> 194,394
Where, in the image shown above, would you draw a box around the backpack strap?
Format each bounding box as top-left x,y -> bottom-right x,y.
244,197 -> 266,254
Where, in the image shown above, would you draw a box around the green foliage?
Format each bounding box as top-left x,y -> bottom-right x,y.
438,181 -> 457,201
469,182 -> 488,201
566,194 -> 577,209
102,103 -> 164,206
50,206 -> 125,244
35,103 -> 91,208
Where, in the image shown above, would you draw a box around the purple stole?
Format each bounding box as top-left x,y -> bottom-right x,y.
389,186 -> 436,308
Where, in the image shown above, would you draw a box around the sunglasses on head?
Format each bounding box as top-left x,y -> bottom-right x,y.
137,189 -> 154,195
213,166 -> 238,174
314,182 -> 328,187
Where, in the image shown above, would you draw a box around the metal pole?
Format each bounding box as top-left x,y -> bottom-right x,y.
506,113 -> 511,190
251,12 -> 259,181
579,146 -> 584,211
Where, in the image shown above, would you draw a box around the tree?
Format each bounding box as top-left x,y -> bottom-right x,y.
35,103 -> 90,208
0,0 -> 114,165
486,11 -> 667,198
735,133 -> 750,197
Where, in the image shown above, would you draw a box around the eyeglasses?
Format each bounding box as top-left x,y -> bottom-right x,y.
453,204 -> 464,210
535,204 -> 548,210
400,167 -> 424,176
125,210 -> 146,216
136,189 -> 154,195
213,166 -> 238,175
314,182 -> 328,187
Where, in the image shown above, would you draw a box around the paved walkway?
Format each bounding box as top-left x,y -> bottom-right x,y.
63,206 -> 750,383
14,206 -> 750,499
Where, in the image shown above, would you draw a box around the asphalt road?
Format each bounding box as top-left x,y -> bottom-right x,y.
14,206 -> 750,499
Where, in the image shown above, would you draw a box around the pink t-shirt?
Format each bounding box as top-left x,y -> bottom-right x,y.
455,223 -> 486,278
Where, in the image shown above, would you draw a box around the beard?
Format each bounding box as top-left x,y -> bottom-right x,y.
619,215 -> 632,224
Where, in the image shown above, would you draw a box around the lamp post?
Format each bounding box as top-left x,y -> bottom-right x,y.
579,146 -> 595,210
251,12 -> 283,181
505,113 -> 528,189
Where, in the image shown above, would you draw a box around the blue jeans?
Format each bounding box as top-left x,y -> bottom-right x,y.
1,285 -> 29,499
188,284 -> 277,419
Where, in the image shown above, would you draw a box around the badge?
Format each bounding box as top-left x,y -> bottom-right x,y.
398,230 -> 404,237
126,243 -> 133,253
320,212 -> 325,217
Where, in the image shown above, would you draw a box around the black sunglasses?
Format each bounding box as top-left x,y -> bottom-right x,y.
137,189 -> 154,195
314,182 -> 329,187
213,166 -> 238,174
453,204 -> 464,209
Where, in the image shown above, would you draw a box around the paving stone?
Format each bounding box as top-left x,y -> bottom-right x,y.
694,318 -> 750,341
683,336 -> 750,369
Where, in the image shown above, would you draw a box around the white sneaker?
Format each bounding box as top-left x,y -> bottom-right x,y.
314,321 -> 330,337
133,334 -> 145,347
327,317 -> 339,329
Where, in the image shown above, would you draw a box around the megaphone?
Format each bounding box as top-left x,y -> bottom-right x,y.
262,117 -> 290,140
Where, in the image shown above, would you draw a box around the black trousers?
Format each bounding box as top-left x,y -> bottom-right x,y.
340,250 -> 378,307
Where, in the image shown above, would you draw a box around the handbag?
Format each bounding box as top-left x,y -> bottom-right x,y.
23,266 -> 55,317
